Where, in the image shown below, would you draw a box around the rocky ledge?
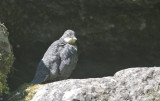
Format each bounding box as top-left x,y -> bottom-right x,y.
8,67 -> 160,101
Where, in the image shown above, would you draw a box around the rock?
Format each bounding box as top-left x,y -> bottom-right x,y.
8,67 -> 160,101
112,67 -> 160,101
0,23 -> 14,95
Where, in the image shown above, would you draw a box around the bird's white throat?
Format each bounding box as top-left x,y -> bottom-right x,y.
64,37 -> 72,43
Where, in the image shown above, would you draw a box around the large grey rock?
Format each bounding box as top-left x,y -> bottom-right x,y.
112,67 -> 160,101
8,67 -> 160,101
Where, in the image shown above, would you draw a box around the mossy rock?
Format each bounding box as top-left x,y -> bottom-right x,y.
7,83 -> 42,101
0,23 -> 14,95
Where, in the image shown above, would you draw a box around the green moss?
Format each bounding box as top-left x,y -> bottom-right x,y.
0,23 -> 9,36
0,23 -> 14,95
25,84 -> 39,101
0,72 -> 9,94
7,83 -> 40,101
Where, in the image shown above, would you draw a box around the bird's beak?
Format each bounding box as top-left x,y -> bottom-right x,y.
68,37 -> 77,44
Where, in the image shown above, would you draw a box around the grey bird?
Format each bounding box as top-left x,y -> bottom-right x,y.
31,30 -> 78,84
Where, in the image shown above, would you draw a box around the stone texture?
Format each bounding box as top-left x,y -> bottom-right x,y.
8,67 -> 160,101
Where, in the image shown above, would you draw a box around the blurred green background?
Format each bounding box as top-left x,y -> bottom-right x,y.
0,0 -> 160,91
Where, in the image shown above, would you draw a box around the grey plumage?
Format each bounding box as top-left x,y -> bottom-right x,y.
32,30 -> 78,84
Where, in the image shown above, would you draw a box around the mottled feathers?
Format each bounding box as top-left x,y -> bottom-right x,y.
31,30 -> 78,84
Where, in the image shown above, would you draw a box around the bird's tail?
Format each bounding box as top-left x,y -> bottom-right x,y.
31,78 -> 41,84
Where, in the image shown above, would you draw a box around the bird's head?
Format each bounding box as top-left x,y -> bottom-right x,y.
60,30 -> 77,44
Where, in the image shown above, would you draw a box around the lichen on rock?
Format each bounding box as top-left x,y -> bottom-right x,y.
0,23 -> 14,95
7,83 -> 41,101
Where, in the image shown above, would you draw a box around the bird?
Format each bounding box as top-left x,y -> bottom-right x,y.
31,30 -> 78,84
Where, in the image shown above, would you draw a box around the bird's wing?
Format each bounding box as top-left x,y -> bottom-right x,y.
59,44 -> 78,79
31,60 -> 50,84
32,40 -> 61,83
